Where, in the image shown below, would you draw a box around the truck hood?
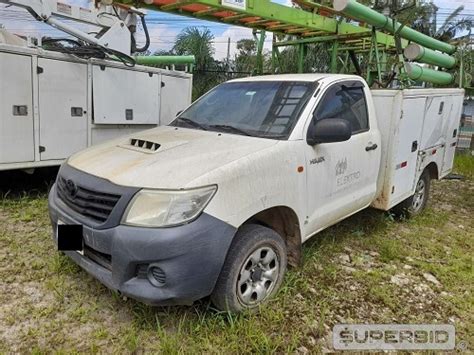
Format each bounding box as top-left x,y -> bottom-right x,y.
68,126 -> 278,189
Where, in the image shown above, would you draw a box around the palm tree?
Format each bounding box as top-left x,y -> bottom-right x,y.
434,6 -> 472,42
173,27 -> 215,71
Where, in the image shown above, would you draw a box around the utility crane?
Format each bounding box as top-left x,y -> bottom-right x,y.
112,0 -> 466,88
0,0 -> 147,57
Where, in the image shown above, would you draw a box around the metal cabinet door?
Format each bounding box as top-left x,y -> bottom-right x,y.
92,65 -> 160,125
0,52 -> 34,164
420,96 -> 448,150
391,97 -> 426,203
160,74 -> 192,125
441,95 -> 464,175
38,58 -> 88,160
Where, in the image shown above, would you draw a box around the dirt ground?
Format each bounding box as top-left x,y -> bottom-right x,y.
0,161 -> 472,353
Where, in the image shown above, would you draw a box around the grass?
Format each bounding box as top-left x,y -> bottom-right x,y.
0,155 -> 473,353
454,151 -> 474,179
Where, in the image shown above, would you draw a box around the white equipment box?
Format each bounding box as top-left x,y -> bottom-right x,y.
371,88 -> 464,210
0,43 -> 192,171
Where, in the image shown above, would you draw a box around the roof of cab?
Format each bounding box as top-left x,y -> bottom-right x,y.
228,73 -> 364,83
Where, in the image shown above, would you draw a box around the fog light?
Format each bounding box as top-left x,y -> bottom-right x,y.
147,264 -> 166,287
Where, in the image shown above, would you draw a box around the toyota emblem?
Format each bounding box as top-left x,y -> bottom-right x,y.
65,179 -> 78,198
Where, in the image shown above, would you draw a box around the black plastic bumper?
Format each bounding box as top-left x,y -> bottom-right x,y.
48,184 -> 237,306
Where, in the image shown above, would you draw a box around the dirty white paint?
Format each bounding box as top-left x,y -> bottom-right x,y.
371,88 -> 464,210
0,43 -> 192,171
67,74 -> 464,242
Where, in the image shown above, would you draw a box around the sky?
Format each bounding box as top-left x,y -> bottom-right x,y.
0,0 -> 472,60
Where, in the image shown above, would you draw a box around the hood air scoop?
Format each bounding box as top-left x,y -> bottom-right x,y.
129,138 -> 161,152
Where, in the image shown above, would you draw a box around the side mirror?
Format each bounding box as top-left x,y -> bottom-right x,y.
176,110 -> 183,117
307,118 -> 352,145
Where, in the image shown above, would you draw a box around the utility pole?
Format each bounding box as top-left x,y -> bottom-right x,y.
226,37 -> 231,73
432,4 -> 438,35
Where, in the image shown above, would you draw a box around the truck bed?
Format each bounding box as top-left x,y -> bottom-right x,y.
370,88 -> 464,211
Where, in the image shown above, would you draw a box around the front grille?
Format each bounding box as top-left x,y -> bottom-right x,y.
56,176 -> 121,223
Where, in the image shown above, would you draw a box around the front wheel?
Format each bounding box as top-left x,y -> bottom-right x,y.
392,169 -> 431,218
211,224 -> 287,312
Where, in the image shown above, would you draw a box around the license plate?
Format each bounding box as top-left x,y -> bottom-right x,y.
57,220 -> 83,254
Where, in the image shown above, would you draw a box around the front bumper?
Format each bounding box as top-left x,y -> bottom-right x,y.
48,181 -> 236,306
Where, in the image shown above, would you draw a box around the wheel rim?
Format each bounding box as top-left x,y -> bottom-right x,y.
237,246 -> 279,306
412,178 -> 426,212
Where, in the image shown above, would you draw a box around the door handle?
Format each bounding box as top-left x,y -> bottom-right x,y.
365,143 -> 378,151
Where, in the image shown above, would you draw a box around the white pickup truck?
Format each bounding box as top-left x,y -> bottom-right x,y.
48,74 -> 464,312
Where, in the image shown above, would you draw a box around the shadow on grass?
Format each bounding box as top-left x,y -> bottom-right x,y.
0,167 -> 59,198
303,207 -> 393,253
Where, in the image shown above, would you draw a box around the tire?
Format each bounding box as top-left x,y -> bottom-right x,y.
392,169 -> 431,218
211,224 -> 287,312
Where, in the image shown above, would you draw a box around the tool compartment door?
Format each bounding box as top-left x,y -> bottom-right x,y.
0,52 -> 34,164
420,96 -> 449,150
441,95 -> 464,176
390,97 -> 426,205
38,58 -> 88,160
160,74 -> 192,125
92,65 -> 160,125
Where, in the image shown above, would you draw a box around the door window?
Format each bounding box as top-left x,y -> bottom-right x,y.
313,82 -> 369,134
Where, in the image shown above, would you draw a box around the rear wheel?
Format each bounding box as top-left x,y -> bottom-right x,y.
211,224 -> 287,312
392,170 -> 431,218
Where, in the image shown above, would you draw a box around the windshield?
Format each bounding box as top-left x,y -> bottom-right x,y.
170,81 -> 317,139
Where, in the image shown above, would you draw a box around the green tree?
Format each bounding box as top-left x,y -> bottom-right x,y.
433,6 -> 472,42
173,27 -> 214,71
153,49 -> 174,56
235,38 -> 257,73
273,42 -> 331,74
171,27 -> 223,99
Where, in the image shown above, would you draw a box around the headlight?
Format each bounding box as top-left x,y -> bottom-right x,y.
122,185 -> 217,228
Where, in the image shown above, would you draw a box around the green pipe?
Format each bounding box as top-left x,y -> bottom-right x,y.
405,63 -> 454,85
134,55 -> 196,66
404,44 -> 456,69
333,0 -> 456,54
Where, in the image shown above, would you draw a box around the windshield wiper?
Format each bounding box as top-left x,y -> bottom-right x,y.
208,124 -> 254,137
259,133 -> 287,139
175,117 -> 208,131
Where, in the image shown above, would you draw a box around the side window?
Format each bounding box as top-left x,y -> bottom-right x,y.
313,82 -> 369,134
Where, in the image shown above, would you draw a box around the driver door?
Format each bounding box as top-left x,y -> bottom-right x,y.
303,81 -> 381,239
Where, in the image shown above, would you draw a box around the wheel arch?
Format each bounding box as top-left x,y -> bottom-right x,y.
424,162 -> 439,180
242,206 -> 302,267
